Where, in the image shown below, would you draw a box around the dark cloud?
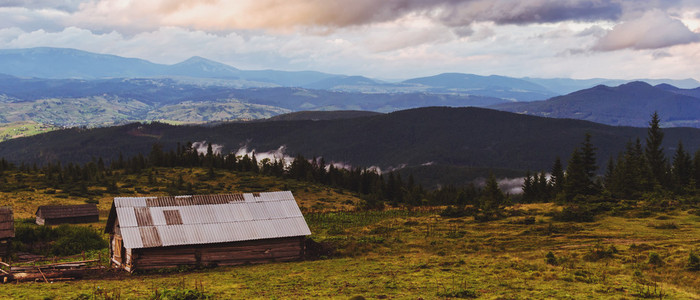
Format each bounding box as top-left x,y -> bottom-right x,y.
434,0 -> 623,27
652,51 -> 672,59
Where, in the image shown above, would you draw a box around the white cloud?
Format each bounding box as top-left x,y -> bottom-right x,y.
0,1 -> 699,81
593,10 -> 700,51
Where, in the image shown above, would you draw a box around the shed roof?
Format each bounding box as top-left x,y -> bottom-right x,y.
105,191 -> 311,249
36,204 -> 99,219
0,206 -> 14,239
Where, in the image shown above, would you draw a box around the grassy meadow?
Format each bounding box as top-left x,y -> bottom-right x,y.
0,168 -> 699,299
0,121 -> 58,142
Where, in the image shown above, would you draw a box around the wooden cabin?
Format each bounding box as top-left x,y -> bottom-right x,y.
0,207 -> 14,259
35,204 -> 99,225
105,191 -> 311,272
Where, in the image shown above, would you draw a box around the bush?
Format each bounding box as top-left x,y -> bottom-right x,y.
545,251 -> 558,265
584,245 -> 617,262
12,223 -> 107,256
688,251 -> 700,271
51,225 -> 108,256
552,205 -> 596,222
436,288 -> 479,298
647,252 -> 663,266
440,206 -> 468,218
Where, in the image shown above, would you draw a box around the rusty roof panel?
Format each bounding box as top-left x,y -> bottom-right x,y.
139,226 -> 162,248
134,207 -> 154,226
163,210 -> 183,225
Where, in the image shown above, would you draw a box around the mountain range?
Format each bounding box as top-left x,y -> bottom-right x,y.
491,81 -> 700,128
2,47 -> 697,98
1,46 -> 700,144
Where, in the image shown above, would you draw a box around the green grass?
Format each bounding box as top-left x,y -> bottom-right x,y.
1,170 -> 700,298
1,203 -> 700,298
0,121 -> 58,142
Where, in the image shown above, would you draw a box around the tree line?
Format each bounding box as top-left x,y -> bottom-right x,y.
523,112 -> 700,203
0,141 -> 505,211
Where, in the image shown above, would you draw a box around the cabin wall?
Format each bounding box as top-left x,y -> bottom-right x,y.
38,215 -> 99,226
0,238 -> 10,260
126,236 -> 305,271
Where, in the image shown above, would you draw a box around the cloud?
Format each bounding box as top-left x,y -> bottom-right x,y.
593,9 -> 700,51
0,0 -> 85,12
24,0 -> 626,33
191,141 -> 223,155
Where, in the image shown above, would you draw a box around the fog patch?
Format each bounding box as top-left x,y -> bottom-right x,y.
191,141 -> 223,155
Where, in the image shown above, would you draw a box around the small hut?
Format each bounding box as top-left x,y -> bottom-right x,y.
35,204 -> 99,225
0,207 -> 14,259
105,191 -> 311,272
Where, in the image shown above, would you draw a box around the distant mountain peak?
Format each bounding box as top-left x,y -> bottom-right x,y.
618,81 -> 653,89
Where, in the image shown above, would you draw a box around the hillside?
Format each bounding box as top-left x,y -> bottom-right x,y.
0,76 -> 504,126
491,82 -> 700,127
2,167 -> 700,298
2,107 -> 700,182
404,73 -> 556,101
264,110 -> 383,121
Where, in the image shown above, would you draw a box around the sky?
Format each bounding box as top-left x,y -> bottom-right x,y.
1,0 -> 700,80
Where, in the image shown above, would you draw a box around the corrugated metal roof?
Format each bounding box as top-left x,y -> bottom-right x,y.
0,206 -> 14,239
36,204 -> 98,219
108,192 -> 311,249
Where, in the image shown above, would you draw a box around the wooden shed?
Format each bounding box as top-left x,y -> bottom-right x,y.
105,191 -> 311,272
35,204 -> 99,225
0,207 -> 14,259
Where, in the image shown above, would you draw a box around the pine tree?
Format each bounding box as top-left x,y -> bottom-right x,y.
550,157 -> 565,195
603,157 -> 615,192
480,173 -> 505,211
645,111 -> 667,188
564,148 -> 588,200
672,141 -> 693,191
522,171 -> 534,203
581,133 -> 598,179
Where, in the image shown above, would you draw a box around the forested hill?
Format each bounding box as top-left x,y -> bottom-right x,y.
491,81 -> 700,128
1,107 -> 700,174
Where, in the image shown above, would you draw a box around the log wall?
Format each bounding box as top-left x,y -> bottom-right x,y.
38,215 -> 99,226
124,236 -> 305,271
0,239 -> 9,259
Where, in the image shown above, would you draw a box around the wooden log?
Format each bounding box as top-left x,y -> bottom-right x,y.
10,269 -> 90,282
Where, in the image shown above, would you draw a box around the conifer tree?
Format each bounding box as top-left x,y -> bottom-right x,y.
564,148 -> 588,200
522,171 -> 534,203
480,173 -> 505,211
645,112 -> 667,187
672,141 -> 693,190
550,157 -> 565,194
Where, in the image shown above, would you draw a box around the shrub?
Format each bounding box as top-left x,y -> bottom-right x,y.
584,245 -> 617,262
647,252 -> 663,266
649,222 -> 679,230
552,205 -> 595,222
439,206 -> 468,218
12,223 -> 107,256
545,251 -> 558,265
436,288 -> 479,299
688,252 -> 700,271
51,225 -> 108,256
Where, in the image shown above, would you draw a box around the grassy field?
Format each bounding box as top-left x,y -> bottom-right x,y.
0,121 -> 59,142
1,169 -> 700,299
